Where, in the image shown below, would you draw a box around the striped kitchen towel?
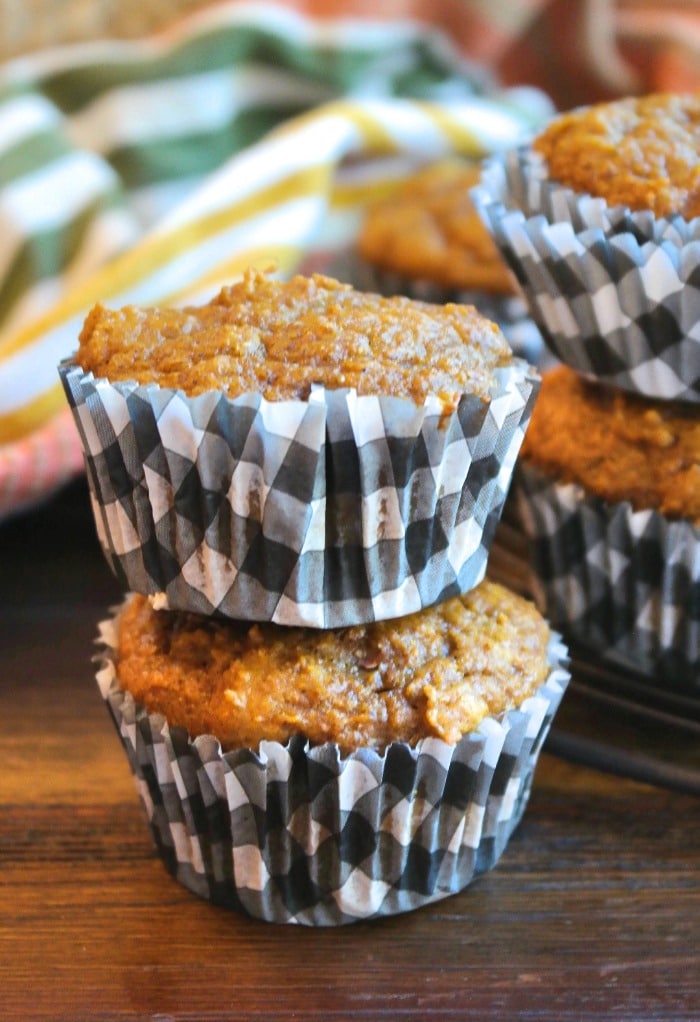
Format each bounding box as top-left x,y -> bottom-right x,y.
0,1 -> 552,518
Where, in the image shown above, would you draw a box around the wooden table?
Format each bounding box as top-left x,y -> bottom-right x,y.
2,478 -> 698,1022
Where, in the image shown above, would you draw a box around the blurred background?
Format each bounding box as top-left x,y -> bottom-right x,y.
2,0 -> 699,105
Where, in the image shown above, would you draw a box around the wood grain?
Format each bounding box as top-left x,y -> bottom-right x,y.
1,479 -> 698,1022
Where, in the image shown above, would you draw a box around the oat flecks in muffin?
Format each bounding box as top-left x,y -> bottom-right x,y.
357,159 -> 515,293
533,92 -> 700,218
76,269 -> 513,409
116,580 -> 551,754
522,366 -> 700,524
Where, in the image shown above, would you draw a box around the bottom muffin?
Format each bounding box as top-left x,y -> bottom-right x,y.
95,580 -> 569,925
516,366 -> 700,688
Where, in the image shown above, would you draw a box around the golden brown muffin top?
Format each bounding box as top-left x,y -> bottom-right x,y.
357,159 -> 516,292
521,365 -> 700,523
533,92 -> 700,219
116,580 -> 552,754
77,269 -> 514,409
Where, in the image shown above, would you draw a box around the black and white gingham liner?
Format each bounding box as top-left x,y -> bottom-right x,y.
515,462 -> 700,689
60,359 -> 539,628
471,150 -> 700,403
347,255 -> 545,366
95,604 -> 569,925
479,146 -> 700,243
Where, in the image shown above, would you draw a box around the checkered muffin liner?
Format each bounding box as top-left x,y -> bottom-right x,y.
515,462 -> 700,689
59,358 -> 539,628
471,149 -> 700,403
95,602 -> 570,925
348,256 -> 545,366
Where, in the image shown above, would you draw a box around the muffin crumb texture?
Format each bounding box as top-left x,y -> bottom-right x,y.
116,580 -> 551,754
77,269 -> 513,408
522,366 -> 700,523
357,159 -> 515,292
533,91 -> 700,218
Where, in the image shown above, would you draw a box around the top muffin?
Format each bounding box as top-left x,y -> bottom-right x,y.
77,268 -> 514,411
64,268 -> 537,626
532,91 -> 700,219
357,159 -> 515,293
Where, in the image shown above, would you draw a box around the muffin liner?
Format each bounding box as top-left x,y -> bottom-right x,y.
95,601 -> 570,925
479,146 -> 700,243
59,358 -> 539,628
471,149 -> 700,402
349,256 -> 545,366
515,462 -> 700,689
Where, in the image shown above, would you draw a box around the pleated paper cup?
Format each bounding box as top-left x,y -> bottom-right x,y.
95,601 -> 570,926
515,462 -> 700,689
471,149 -> 700,403
59,358 -> 539,628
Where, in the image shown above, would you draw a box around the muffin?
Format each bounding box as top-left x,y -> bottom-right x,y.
532,92 -> 700,220
59,268 -> 539,627
471,92 -> 700,402
515,365 -> 699,687
354,159 -> 543,363
96,578 -> 570,924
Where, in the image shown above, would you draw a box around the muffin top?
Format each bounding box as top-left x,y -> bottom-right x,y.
77,269 -> 514,409
116,580 -> 552,754
357,159 -> 515,292
533,92 -> 700,218
521,365 -> 700,523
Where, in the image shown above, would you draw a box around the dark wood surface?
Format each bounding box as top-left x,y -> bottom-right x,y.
1,478 -> 698,1022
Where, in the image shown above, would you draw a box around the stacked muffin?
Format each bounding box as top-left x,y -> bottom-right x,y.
472,92 -> 700,689
59,269 -> 569,924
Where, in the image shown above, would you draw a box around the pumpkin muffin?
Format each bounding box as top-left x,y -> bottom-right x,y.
521,365 -> 700,524
355,160 -> 542,362
357,160 -> 516,295
532,92 -> 700,219
60,269 -> 539,627
95,580 -> 570,923
515,365 -> 700,687
116,578 -> 553,753
76,267 -> 514,410
471,92 -> 700,402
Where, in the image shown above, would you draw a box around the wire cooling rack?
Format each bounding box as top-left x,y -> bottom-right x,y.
490,508 -> 700,797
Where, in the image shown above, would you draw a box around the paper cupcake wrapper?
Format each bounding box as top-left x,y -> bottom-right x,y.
95,603 -> 570,925
471,149 -> 700,403
59,359 -> 538,628
515,462 -> 700,689
481,146 -> 700,243
345,255 -> 545,366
